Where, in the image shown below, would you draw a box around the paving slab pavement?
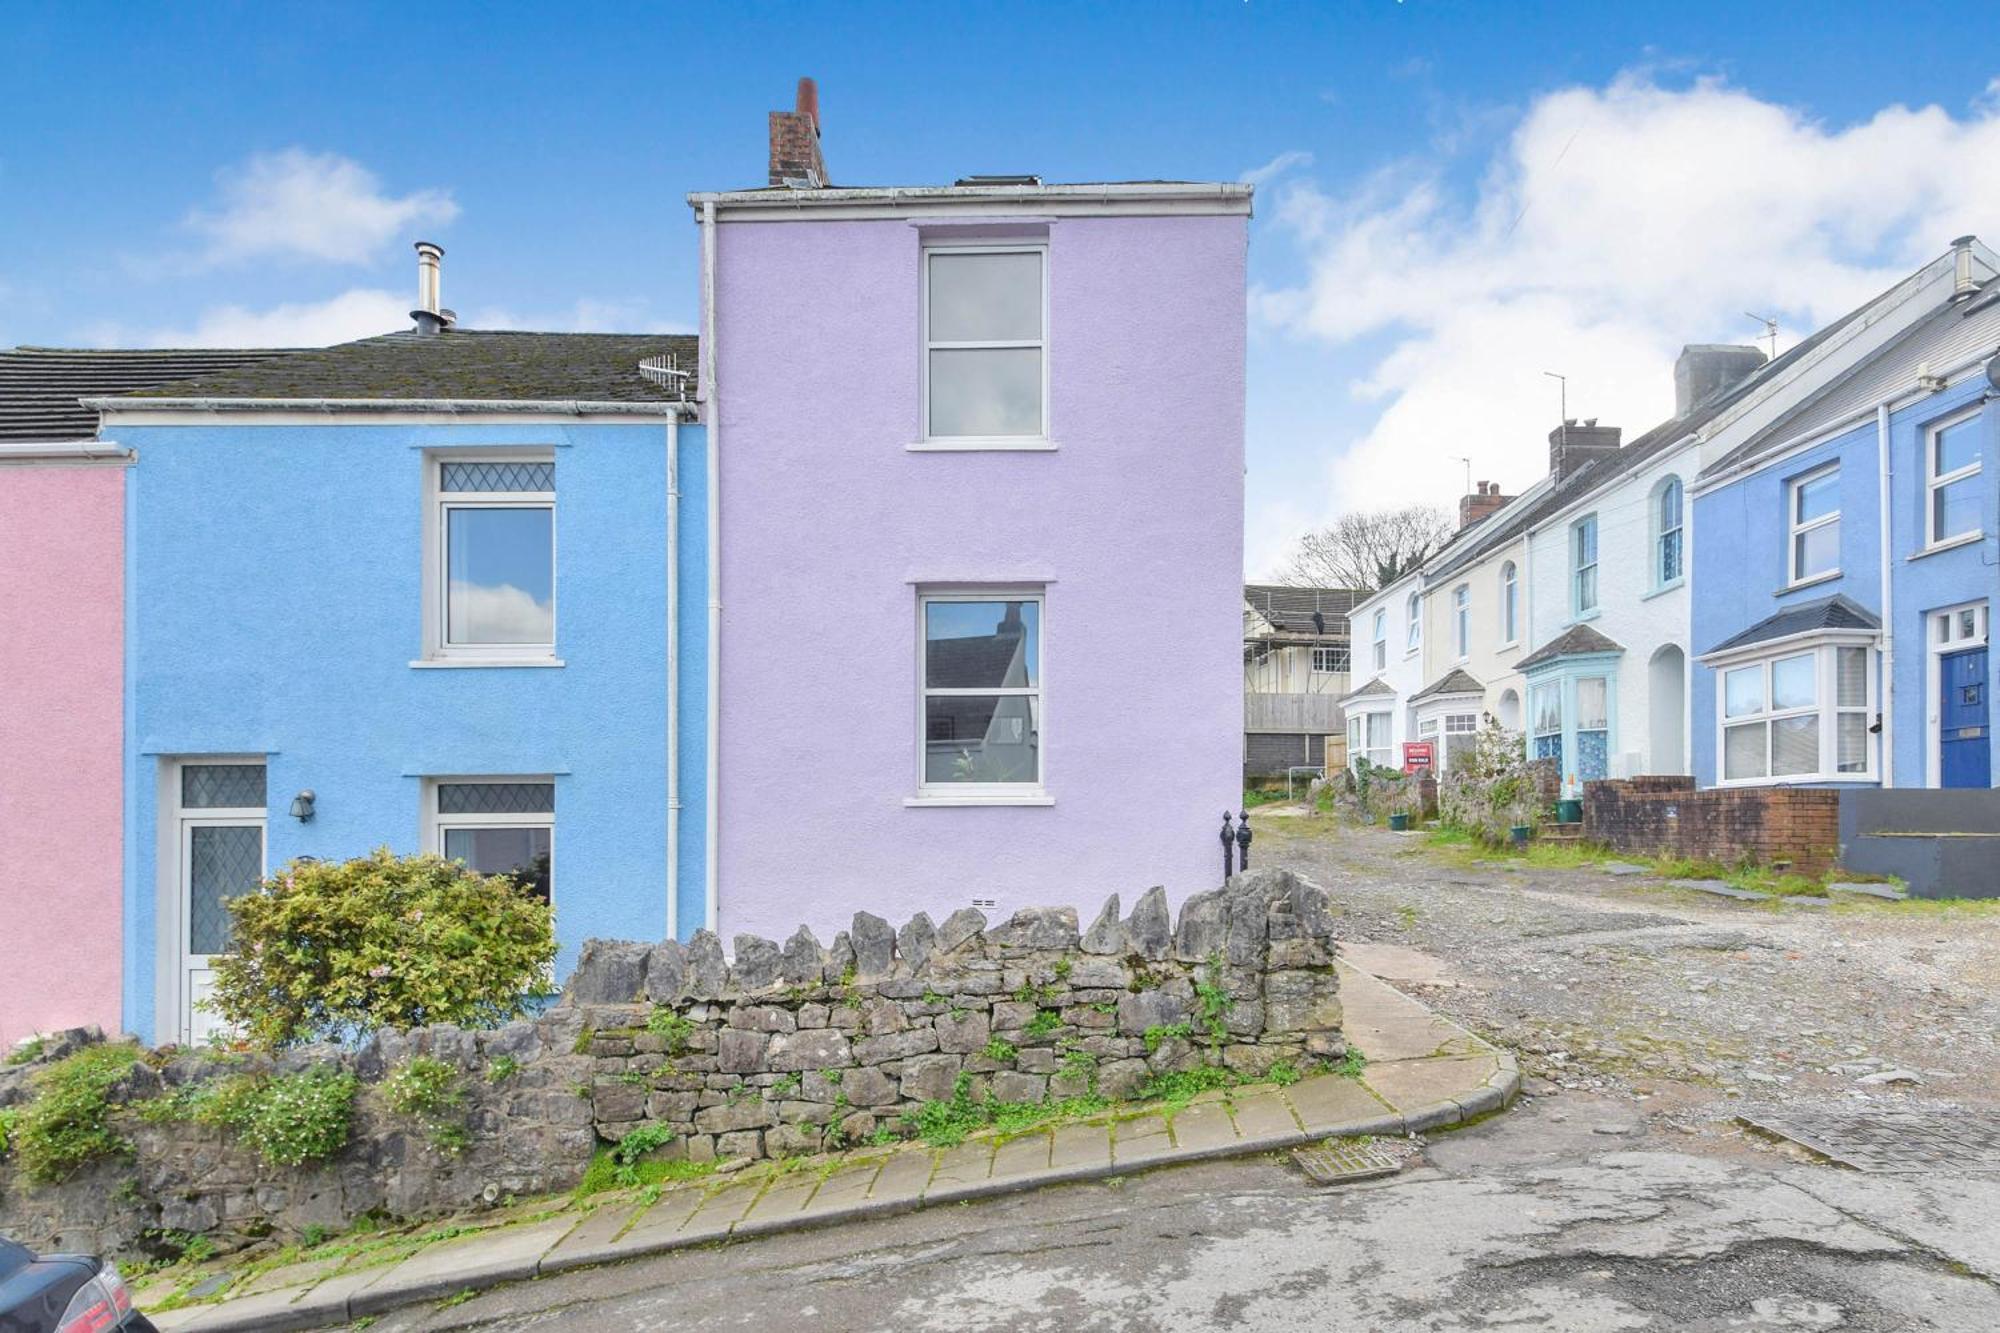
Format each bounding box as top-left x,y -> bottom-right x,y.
143,964 -> 1516,1332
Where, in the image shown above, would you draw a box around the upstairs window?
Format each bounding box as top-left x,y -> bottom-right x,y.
923,247 -> 1046,441
1788,464 -> 1840,584
1452,584 -> 1470,659
1371,609 -> 1387,672
1571,515 -> 1599,616
1500,561 -> 1518,645
1656,478 -> 1684,586
1926,407 -> 1983,548
427,455 -> 556,663
1311,645 -> 1350,674
1405,592 -> 1421,653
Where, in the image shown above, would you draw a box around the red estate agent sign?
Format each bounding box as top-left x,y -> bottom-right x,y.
1401,741 -> 1435,774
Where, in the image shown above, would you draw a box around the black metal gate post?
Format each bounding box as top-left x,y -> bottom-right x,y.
1221,810 -> 1236,883
1236,807 -> 1252,873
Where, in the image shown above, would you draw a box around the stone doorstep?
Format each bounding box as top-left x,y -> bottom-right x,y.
153,989 -> 1519,1331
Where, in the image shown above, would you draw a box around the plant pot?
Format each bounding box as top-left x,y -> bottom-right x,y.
1388,813 -> 1411,831
1555,798 -> 1582,824
1509,824 -> 1532,847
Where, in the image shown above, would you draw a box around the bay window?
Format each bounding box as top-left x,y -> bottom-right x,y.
1718,643 -> 1874,784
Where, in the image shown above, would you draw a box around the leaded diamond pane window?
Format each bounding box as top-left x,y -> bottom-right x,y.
188,824 -> 262,954
441,461 -> 555,493
182,763 -> 267,809
437,782 -> 555,815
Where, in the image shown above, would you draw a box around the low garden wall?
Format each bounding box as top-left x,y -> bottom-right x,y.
0,869 -> 1343,1258
1582,777 -> 1840,874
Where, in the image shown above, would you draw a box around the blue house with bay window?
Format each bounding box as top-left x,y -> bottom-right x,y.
98,250 -> 712,1045
1690,237 -> 2000,798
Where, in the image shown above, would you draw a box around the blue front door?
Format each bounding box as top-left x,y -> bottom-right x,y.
1940,646 -> 1990,788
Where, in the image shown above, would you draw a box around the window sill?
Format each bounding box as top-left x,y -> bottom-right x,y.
1713,774 -> 1877,789
411,657 -> 565,669
1777,571 -> 1841,595
1642,578 -> 1685,602
907,438 -> 1060,453
1910,533 -> 1984,561
905,792 -> 1056,808
1568,608 -> 1601,625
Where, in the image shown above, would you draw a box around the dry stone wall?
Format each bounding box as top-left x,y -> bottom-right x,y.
0,870 -> 1342,1256
569,871 -> 1346,1161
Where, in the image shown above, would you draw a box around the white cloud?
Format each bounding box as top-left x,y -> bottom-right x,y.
1240,150 -> 1314,189
184,149 -> 457,267
89,288 -> 411,348
1252,72 -> 2000,559
448,582 -> 553,644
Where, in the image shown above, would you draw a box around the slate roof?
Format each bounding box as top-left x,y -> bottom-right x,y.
1422,279 -> 1897,587
1410,668 -> 1485,702
120,330 -> 700,405
1339,677 -> 1397,704
0,346 -> 291,442
1705,288 -> 2000,476
1703,594 -> 1881,658
1244,584 -> 1363,638
1514,623 -> 1625,672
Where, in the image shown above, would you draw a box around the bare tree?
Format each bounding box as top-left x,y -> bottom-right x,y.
1280,504 -> 1455,592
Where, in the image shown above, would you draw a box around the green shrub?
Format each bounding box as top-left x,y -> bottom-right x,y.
5,1036 -> 45,1067
381,1056 -> 468,1153
982,1038 -> 1017,1063
139,1067 -> 358,1168
609,1123 -> 676,1187
0,1107 -> 16,1157
486,1056 -> 521,1084
1142,1022 -> 1193,1054
1024,1010 -> 1062,1039
12,1043 -> 143,1184
208,849 -> 557,1048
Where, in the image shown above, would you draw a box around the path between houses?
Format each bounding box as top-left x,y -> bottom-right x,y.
142,964 -> 1517,1332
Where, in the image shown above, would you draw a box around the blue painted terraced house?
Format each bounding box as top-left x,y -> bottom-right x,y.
93,247 -> 711,1044
1691,237 -> 2000,799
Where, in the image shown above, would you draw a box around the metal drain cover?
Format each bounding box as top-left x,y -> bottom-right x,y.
1739,1111 -> 2000,1173
1292,1137 -> 1404,1185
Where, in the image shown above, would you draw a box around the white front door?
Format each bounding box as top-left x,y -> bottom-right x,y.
172,762 -> 267,1047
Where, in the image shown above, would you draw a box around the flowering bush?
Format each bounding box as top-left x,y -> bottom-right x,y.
209,848 -> 557,1048
144,1067 -> 357,1167
1438,719 -> 1543,842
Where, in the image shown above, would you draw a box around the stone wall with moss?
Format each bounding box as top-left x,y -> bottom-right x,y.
0,869 -> 1342,1257
568,870 -> 1345,1161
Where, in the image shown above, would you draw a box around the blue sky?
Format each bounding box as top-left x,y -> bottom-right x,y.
5,2 -> 1998,574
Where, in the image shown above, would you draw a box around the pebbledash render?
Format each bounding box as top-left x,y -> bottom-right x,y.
691,170 -> 1250,944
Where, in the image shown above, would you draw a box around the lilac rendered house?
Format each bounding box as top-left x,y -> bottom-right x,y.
690,83 -> 1249,942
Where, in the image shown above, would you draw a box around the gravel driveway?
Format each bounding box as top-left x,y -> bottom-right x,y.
1258,813 -> 2000,1129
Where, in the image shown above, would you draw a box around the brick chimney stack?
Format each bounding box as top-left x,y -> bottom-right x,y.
1548,418 -> 1621,481
768,77 -> 827,188
1458,480 -> 1513,530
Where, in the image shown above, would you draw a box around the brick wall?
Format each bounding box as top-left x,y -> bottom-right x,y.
1582,778 -> 1840,875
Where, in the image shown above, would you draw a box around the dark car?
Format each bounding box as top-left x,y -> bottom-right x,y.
0,1237 -> 154,1333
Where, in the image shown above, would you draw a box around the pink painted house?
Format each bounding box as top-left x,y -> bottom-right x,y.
0,348 -> 279,1046
689,84 -> 1250,943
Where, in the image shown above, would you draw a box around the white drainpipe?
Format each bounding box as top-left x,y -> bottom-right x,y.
666,416 -> 681,939
1877,402 -> 1895,788
702,198 -> 722,932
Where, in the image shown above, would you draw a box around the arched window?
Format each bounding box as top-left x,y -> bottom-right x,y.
1406,591 -> 1422,652
1500,561 -> 1518,644
1453,584 -> 1470,659
1656,477 -> 1684,586
1572,515 -> 1599,615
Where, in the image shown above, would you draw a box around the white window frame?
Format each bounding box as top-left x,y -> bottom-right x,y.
1786,463 -> 1841,587
1353,710 -> 1393,771
916,243 -> 1052,451
1924,599 -> 1990,785
1711,639 -> 1877,787
1500,561 -> 1518,647
1655,477 -> 1684,588
1571,514 -> 1599,616
1311,645 -> 1349,675
426,776 -> 556,904
1371,609 -> 1387,672
1924,405 -> 1983,551
1452,584 -> 1470,660
1405,591 -> 1421,655
911,587 -> 1051,806
419,449 -> 561,667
